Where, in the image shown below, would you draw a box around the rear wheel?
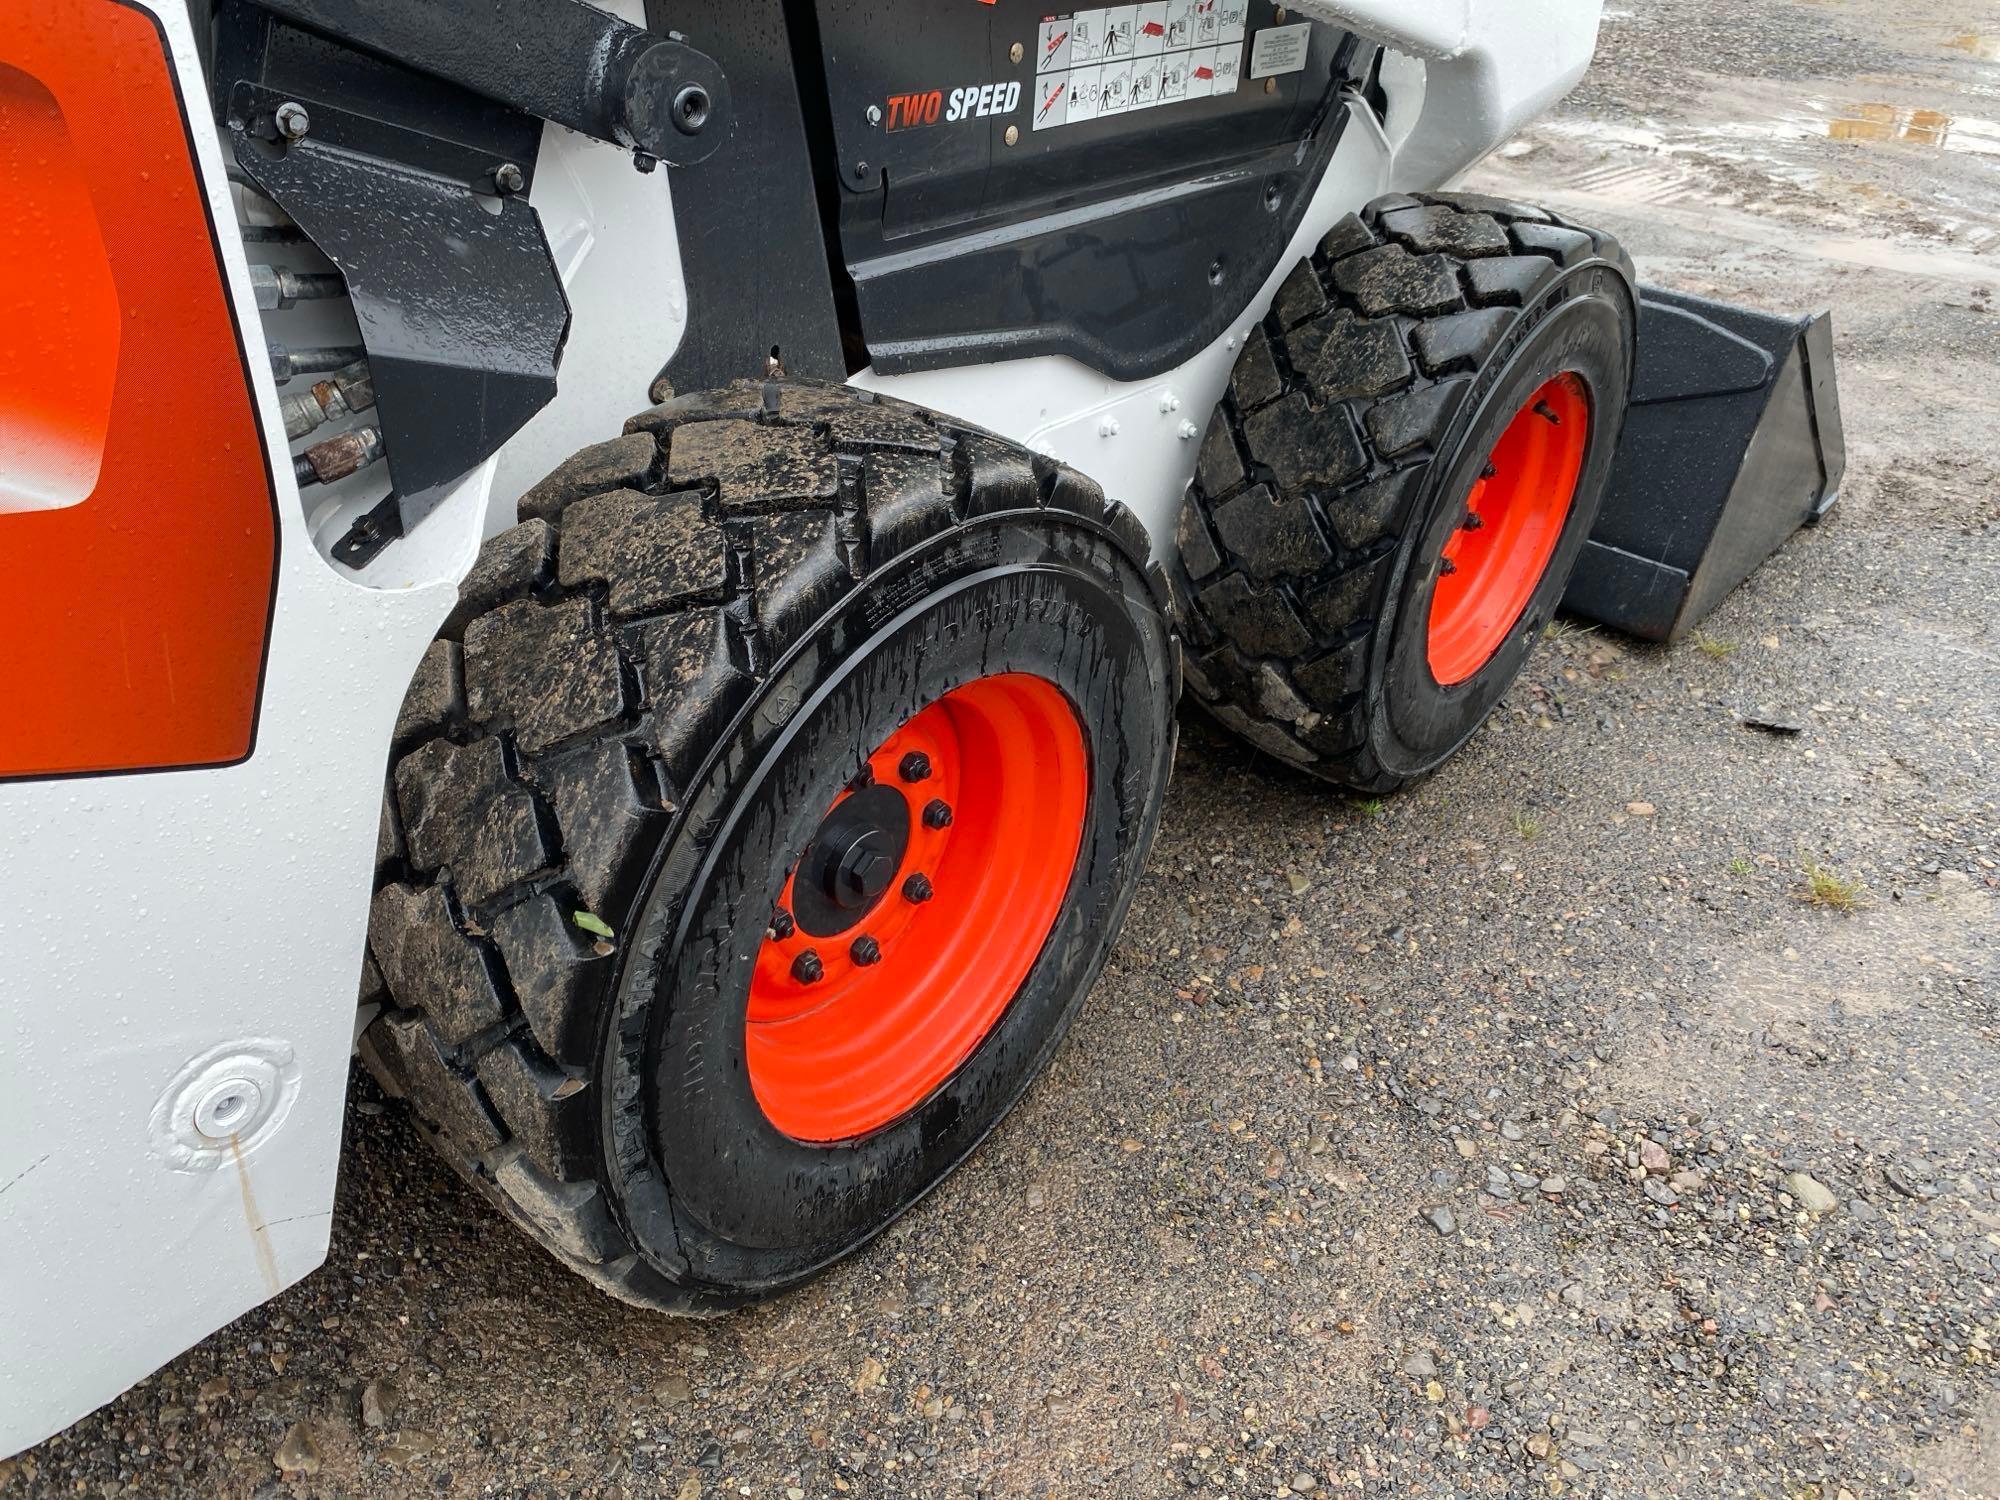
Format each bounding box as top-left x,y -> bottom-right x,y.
1174,191 -> 1636,792
361,380 -> 1176,1306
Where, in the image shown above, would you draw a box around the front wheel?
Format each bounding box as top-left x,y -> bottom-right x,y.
1175,191 -> 1637,792
361,381 -> 1177,1306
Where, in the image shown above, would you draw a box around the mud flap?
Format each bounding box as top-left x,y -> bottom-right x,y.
1561,287 -> 1845,643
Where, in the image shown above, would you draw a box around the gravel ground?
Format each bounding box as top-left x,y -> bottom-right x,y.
8,1 -> 1997,1495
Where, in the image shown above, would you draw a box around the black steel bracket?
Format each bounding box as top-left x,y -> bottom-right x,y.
230,81 -> 572,551
645,0 -> 848,389
248,0 -> 730,166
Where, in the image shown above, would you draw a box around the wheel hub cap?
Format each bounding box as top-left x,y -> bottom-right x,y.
792,784 -> 909,934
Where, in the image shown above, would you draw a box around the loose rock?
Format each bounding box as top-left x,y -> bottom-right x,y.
360,1377 -> 398,1430
273,1422 -> 320,1477
1785,1172 -> 1838,1214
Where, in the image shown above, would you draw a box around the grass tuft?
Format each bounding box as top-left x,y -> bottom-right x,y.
1514,811 -> 1543,841
1544,619 -> 1599,643
1693,631 -> 1738,660
1797,860 -> 1867,913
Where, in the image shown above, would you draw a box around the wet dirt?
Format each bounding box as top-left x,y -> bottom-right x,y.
7,1 -> 1997,1496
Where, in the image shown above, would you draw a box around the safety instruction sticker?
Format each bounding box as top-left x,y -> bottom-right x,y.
1033,2 -> 1247,131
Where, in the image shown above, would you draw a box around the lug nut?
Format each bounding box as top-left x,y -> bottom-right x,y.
850,934 -> 882,966
922,799 -> 953,829
902,872 -> 934,903
770,909 -> 795,940
791,949 -> 824,984
1481,461 -> 1497,480
1462,511 -> 1484,531
1439,558 -> 1458,576
898,751 -> 932,783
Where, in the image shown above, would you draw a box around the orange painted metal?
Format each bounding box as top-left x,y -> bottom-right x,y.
1427,374 -> 1590,687
0,0 -> 277,779
746,674 -> 1088,1143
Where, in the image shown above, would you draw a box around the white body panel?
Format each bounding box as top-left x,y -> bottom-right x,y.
0,0 -> 1601,1456
0,0 -> 683,1459
1291,0 -> 1604,186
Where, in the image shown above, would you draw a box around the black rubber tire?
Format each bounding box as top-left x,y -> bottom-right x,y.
1173,190 -> 1637,792
359,379 -> 1178,1309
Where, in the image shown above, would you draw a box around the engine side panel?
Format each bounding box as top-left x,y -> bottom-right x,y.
812,0 -> 1367,379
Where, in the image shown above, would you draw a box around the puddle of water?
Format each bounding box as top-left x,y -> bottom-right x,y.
1822,101 -> 2000,156
1540,99 -> 2000,162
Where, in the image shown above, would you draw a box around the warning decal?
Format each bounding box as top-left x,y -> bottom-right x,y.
1033,2 -> 1247,131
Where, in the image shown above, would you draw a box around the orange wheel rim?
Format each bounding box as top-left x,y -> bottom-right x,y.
1426,373 -> 1591,687
745,673 -> 1088,1143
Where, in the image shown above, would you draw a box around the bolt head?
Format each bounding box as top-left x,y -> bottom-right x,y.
922,799 -> 953,830
1009,41 -> 1025,64
833,840 -> 897,908
770,908 -> 796,940
494,162 -> 526,195
902,872 -> 934,903
274,101 -> 310,143
1098,416 -> 1120,438
850,934 -> 882,966
866,103 -> 883,125
791,950 -> 824,984
898,751 -> 932,783
1004,123 -> 1020,147
1178,420 -> 1200,440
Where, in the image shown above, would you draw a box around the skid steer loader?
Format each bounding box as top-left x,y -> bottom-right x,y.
0,0 -> 1842,1453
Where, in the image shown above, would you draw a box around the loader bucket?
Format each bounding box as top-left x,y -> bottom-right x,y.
1561,287 -> 1845,643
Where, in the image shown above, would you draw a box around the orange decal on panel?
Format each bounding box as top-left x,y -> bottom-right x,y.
0,0 -> 278,779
